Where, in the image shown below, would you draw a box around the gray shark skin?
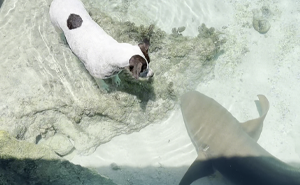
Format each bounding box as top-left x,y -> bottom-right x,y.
179,91 -> 300,185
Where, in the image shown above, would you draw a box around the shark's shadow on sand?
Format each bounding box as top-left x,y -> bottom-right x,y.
179,91 -> 300,185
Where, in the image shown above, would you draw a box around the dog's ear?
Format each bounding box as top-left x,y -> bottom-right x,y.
138,38 -> 150,53
129,56 -> 143,79
138,38 -> 151,64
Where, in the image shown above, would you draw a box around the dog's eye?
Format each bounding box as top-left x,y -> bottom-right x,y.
142,65 -> 147,71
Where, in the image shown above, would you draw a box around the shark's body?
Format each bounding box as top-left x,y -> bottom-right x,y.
180,91 -> 300,185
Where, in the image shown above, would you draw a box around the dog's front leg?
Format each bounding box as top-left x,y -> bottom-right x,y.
112,74 -> 121,86
94,77 -> 109,92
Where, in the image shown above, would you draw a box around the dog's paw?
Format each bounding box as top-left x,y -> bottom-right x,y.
94,78 -> 110,92
101,82 -> 110,92
112,75 -> 121,86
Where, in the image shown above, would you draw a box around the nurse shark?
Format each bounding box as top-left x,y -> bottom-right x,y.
179,91 -> 300,185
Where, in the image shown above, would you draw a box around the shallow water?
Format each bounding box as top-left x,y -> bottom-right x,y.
1,0 -> 300,185
90,0 -> 234,36
73,0 -> 300,184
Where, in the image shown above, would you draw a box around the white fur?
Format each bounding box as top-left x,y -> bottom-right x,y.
49,0 -> 149,79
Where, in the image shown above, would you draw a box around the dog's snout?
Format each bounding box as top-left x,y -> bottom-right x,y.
139,68 -> 154,78
147,69 -> 154,78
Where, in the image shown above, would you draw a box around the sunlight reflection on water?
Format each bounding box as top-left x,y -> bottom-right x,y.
89,0 -> 233,36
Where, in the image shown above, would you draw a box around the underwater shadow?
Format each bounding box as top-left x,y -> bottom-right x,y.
0,157 -> 225,185
1,156 -> 299,185
0,0 -> 3,9
0,158 -> 116,185
92,164 -> 230,185
105,71 -> 156,110
179,156 -> 300,185
91,156 -> 300,185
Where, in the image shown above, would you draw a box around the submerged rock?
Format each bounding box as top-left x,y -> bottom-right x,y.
0,0 -> 224,155
110,162 -> 121,171
253,19 -> 271,34
171,26 -> 186,37
40,133 -> 74,156
252,7 -> 271,34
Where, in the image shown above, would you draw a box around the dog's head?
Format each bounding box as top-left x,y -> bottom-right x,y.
129,39 -> 154,79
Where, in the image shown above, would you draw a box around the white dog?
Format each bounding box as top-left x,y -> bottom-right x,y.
49,0 -> 153,90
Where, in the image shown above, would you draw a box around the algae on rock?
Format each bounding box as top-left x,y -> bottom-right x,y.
0,0 -> 224,156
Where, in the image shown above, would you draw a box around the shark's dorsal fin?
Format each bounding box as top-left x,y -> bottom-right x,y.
179,151 -> 214,185
241,95 -> 269,142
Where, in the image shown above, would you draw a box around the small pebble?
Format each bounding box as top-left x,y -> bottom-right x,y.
110,163 -> 121,170
177,26 -> 186,33
253,19 -> 271,34
252,8 -> 271,34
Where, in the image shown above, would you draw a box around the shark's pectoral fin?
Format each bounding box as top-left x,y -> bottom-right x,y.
179,152 -> 214,185
241,94 -> 269,141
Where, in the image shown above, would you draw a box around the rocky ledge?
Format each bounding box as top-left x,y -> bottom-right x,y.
0,0 -> 225,156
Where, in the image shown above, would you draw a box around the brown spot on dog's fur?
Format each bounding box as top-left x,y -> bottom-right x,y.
67,14 -> 83,30
129,55 -> 148,79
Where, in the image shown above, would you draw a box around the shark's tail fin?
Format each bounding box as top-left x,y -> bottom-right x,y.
241,95 -> 269,141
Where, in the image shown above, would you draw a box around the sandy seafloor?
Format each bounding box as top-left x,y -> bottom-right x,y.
70,0 -> 300,184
